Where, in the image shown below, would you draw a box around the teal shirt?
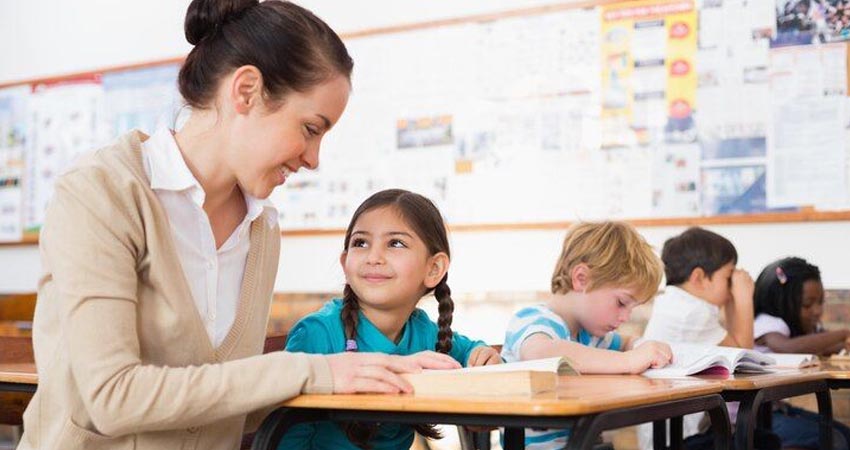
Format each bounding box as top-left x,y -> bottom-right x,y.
278,298 -> 487,450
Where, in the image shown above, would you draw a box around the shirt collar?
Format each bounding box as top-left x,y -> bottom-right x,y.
145,127 -> 278,227
246,194 -> 279,227
145,127 -> 199,193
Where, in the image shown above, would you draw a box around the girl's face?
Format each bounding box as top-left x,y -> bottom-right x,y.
341,206 -> 448,312
228,75 -> 350,199
799,279 -> 825,334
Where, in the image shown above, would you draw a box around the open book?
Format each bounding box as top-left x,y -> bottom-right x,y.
830,349 -> 850,362
767,352 -> 819,369
401,357 -> 578,396
642,343 -> 778,378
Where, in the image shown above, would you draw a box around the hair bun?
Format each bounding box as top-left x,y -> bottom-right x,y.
184,0 -> 258,45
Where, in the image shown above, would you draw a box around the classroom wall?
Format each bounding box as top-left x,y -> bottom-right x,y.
3,0 -> 850,294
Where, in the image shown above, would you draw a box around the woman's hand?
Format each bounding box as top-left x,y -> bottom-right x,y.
467,346 -> 503,367
326,351 -> 460,394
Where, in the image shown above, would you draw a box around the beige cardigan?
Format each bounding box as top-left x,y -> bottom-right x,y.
18,131 -> 332,450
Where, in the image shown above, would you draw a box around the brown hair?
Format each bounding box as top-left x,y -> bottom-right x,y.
178,0 -> 353,110
340,189 -> 454,447
551,221 -> 663,303
661,227 -> 737,286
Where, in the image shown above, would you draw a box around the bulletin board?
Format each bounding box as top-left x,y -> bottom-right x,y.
2,0 -> 849,244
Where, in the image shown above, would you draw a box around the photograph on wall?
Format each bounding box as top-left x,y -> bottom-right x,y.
772,0 -> 850,47
701,164 -> 768,214
396,115 -> 454,149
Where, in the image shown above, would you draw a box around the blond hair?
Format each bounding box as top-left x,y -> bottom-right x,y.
551,221 -> 663,302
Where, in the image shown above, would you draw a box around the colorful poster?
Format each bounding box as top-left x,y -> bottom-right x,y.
25,76 -> 108,231
102,64 -> 181,136
601,0 -> 697,148
0,86 -> 29,242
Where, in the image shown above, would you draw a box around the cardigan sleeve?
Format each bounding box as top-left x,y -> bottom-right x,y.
41,168 -> 333,437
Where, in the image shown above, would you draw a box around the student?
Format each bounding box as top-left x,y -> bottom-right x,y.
501,221 -> 672,449
638,227 -> 777,450
754,257 -> 850,450
279,189 -> 502,450
18,2 -> 459,450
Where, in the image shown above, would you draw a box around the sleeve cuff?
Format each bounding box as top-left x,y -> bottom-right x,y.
303,354 -> 334,394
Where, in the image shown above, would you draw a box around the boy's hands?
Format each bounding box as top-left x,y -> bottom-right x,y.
730,269 -> 755,304
467,346 -> 503,367
625,340 -> 673,374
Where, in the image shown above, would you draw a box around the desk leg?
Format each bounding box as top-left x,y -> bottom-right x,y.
503,427 -> 525,450
733,390 -> 764,450
652,420 -> 667,450
651,418 -> 684,450
669,416 -> 684,450
251,408 -> 327,450
816,388 -> 834,450
706,398 -> 732,450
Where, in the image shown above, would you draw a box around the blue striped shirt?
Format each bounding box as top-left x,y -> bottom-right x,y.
501,304 -> 622,449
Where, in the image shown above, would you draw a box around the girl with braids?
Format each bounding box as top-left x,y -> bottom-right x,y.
753,257 -> 850,450
281,189 -> 502,450
20,1 -> 458,449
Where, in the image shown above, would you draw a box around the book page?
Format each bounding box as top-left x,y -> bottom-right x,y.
426,357 -> 573,375
766,353 -> 818,368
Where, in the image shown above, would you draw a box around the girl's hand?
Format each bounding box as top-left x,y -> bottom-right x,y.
467,346 -> 503,367
326,351 -> 460,394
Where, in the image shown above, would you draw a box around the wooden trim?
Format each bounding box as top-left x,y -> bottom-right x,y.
0,57 -> 186,90
279,210 -> 850,236
3,210 -> 849,245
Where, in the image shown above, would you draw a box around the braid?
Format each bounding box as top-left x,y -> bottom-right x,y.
434,276 -> 454,354
340,284 -> 380,448
341,285 -> 360,344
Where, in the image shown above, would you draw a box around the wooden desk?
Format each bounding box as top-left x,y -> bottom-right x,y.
0,363 -> 37,393
0,320 -> 32,337
0,362 -> 36,426
251,375 -> 731,450
696,370 -> 832,450
821,360 -> 850,389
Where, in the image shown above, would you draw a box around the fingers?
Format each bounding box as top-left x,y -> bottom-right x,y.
658,343 -> 673,362
409,351 -> 462,370
355,365 -> 413,393
482,350 -> 502,365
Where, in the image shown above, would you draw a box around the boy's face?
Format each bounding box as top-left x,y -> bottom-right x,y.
701,262 -> 735,306
576,286 -> 640,337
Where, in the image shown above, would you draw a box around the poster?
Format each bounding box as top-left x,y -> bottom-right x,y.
767,43 -> 847,207
601,0 -> 698,148
102,64 -> 181,136
0,87 -> 28,242
25,76 -> 107,231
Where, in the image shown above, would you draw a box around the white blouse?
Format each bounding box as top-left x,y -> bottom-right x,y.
141,127 -> 276,347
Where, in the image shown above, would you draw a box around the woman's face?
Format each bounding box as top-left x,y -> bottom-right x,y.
228,75 -> 350,199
